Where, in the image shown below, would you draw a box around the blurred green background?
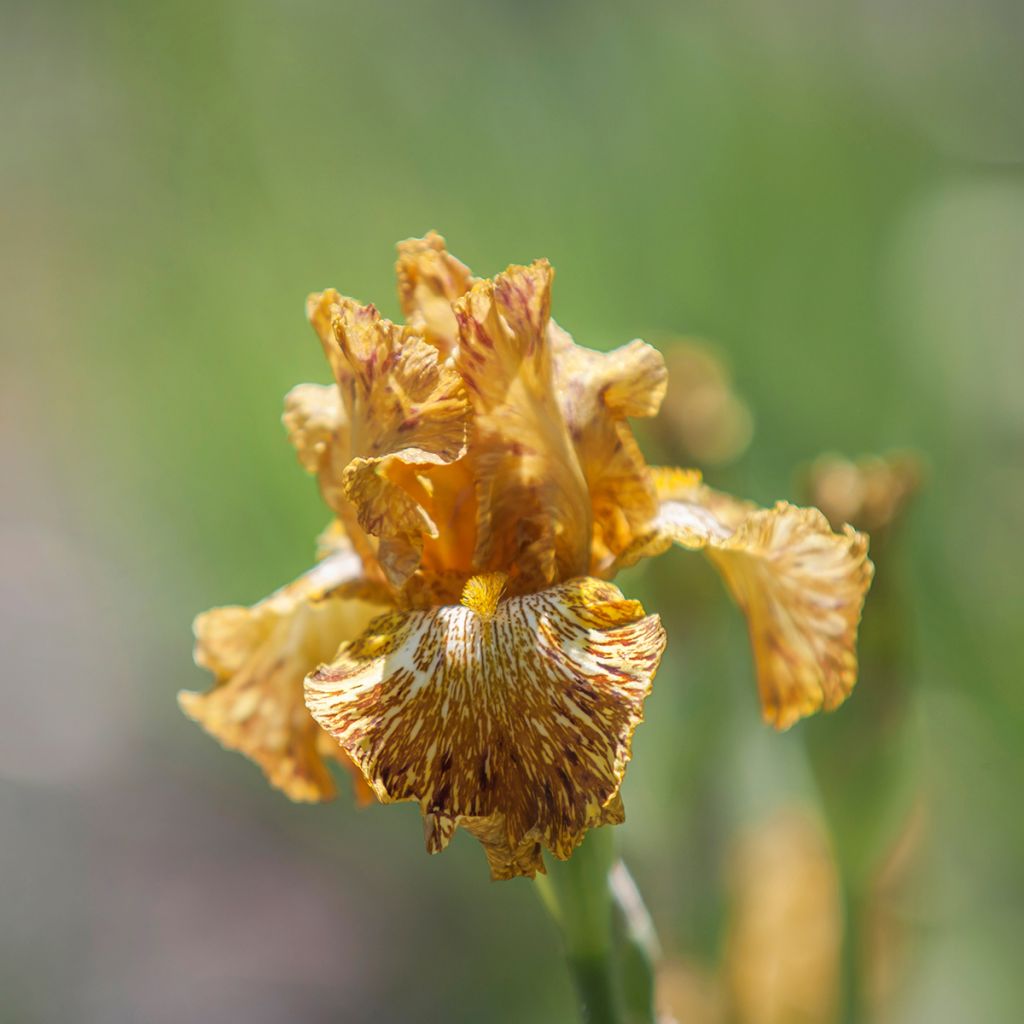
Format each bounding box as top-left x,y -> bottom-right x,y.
3,1 -> 1022,1021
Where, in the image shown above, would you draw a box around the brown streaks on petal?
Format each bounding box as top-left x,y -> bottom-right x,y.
552,331 -> 668,570
330,302 -> 471,587
396,232 -> 474,356
454,262 -> 591,590
613,479 -> 873,729
305,577 -> 665,878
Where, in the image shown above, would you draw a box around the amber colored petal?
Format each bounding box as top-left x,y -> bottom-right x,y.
283,382 -> 346,475
553,330 -> 668,569
454,261 -> 591,589
305,288 -> 363,385
281,375 -> 383,580
305,576 -> 666,879
396,232 -> 474,355
331,302 -> 471,587
179,547 -> 384,802
614,478 -> 873,729
342,458 -> 438,585
315,518 -> 351,560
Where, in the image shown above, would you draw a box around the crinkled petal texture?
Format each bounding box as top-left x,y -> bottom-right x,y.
283,382 -> 346,476
179,549 -> 382,803
455,261 -> 592,591
615,475 -> 873,730
396,231 -> 474,356
552,326 -> 668,571
305,576 -> 666,879
330,302 -> 472,587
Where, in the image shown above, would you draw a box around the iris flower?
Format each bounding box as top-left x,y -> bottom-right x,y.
180,234 -> 873,879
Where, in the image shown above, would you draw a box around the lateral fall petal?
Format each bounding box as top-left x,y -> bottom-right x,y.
305,576 -> 665,878
615,475 -> 873,729
179,546 -> 383,802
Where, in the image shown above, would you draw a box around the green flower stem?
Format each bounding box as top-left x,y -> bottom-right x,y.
839,875 -> 865,1024
538,828 -> 624,1024
537,830 -> 662,1024
609,860 -> 660,1024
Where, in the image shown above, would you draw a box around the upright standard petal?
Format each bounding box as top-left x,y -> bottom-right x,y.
330,302 -> 471,587
179,546 -> 383,802
396,232 -> 474,356
292,293 -> 393,576
283,382 -> 346,475
614,474 -> 873,729
306,288 -> 362,386
552,328 -> 668,570
454,262 -> 592,590
305,576 -> 666,879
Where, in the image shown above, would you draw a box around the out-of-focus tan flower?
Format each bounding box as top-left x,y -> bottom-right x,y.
726,810 -> 842,1024
653,340 -> 754,466
184,233 -> 874,878
656,810 -> 842,1024
804,452 -> 922,536
657,959 -> 725,1024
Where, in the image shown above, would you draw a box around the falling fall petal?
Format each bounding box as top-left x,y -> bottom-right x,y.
305,575 -> 665,878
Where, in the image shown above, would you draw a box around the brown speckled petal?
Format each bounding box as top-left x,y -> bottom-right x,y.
552,328 -> 668,570
614,475 -> 873,730
330,302 -> 471,587
305,576 -> 665,878
396,231 -> 474,356
454,261 -> 592,590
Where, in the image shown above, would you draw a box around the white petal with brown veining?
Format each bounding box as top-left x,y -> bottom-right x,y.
305,576 -> 665,878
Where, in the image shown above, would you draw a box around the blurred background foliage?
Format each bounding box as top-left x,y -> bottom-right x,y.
2,1 -> 1022,1021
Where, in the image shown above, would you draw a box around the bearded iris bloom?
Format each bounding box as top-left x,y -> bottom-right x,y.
180,233 -> 873,879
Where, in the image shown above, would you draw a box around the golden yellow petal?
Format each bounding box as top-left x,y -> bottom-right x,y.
553,332 -> 668,569
614,482 -> 873,729
305,288 -> 362,385
305,577 -> 666,879
179,550 -> 384,802
331,302 -> 471,587
454,261 -> 591,590
712,504 -> 873,728
396,231 -> 474,356
315,518 -> 350,560
650,465 -> 704,499
650,468 -> 755,530
342,456 -> 438,585
283,382 -> 346,475
292,302 -> 389,575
